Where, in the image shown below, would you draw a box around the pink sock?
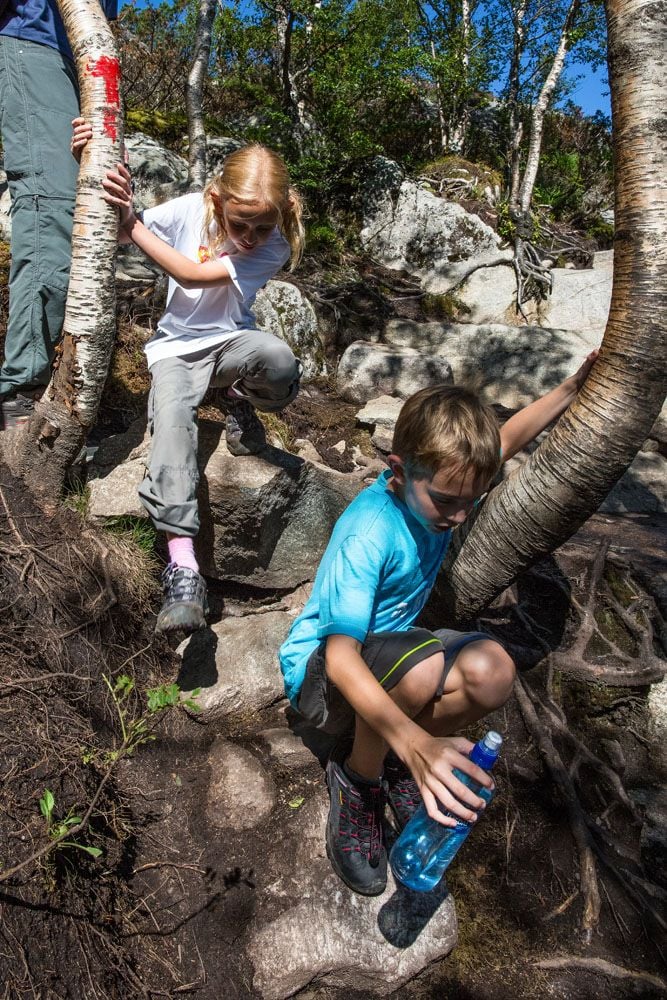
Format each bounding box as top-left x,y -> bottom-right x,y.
167,536 -> 199,573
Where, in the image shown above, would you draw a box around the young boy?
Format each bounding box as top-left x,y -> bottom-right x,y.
279,353 -> 597,896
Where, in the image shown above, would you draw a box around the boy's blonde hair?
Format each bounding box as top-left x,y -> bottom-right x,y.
392,385 -> 501,482
202,143 -> 305,269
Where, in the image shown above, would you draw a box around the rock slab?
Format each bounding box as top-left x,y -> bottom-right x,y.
247,797 -> 457,998
337,341 -> 453,404
207,740 -> 277,831
176,610 -> 291,720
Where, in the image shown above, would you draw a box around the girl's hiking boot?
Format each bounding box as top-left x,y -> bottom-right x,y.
325,759 -> 387,896
155,563 -> 208,635
384,752 -> 423,832
222,398 -> 266,456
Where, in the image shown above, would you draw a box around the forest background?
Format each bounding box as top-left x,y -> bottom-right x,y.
115,0 -> 614,257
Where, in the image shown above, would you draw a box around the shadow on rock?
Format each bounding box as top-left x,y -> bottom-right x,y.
377,879 -> 450,948
177,627 -> 219,690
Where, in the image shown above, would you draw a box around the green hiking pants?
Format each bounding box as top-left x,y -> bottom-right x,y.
0,35 -> 80,398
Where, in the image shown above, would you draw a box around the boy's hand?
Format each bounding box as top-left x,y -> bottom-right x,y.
568,349 -> 599,394
71,116 -> 92,163
403,734 -> 494,827
102,161 -> 137,230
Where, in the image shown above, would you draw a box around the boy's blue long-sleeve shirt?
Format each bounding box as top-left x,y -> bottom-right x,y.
279,470 -> 451,705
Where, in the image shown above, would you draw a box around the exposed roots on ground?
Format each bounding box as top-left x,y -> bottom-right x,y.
489,539 -> 667,946
0,463 -> 193,998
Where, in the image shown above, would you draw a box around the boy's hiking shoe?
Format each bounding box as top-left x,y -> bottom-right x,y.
384,753 -> 423,832
325,759 -> 387,896
0,393 -> 35,431
222,398 -> 266,456
155,563 -> 208,635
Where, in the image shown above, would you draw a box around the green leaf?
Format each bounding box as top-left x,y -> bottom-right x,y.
77,845 -> 103,859
288,796 -> 305,809
39,790 -> 55,821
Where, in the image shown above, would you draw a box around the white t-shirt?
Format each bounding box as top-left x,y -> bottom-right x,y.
141,192 -> 291,367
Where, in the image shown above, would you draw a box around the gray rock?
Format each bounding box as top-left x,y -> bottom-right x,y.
89,420 -> 362,589
254,280 -> 326,378
258,726 -> 319,771
599,452 -> 667,514
125,132 -> 189,209
247,796 -> 457,998
87,457 -> 147,518
592,250 -> 614,271
358,155 -> 404,223
0,167 -> 10,240
204,136 -> 244,178
176,610 -> 290,720
337,342 -> 453,405
198,425 -> 361,588
207,740 -> 277,830
539,267 -> 612,336
451,258 -> 520,323
355,395 -> 404,453
383,319 -> 599,408
361,163 -> 499,279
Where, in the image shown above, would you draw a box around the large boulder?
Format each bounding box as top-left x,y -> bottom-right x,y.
205,136 -> 244,177
360,158 -> 500,281
124,132 -> 189,209
88,419 -> 362,589
539,266 -> 612,336
382,319 -> 599,408
246,796 -> 458,998
254,280 -> 327,378
176,611 -> 290,720
337,341 -> 453,404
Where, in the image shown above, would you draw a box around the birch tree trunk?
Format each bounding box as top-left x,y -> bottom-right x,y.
438,0 -> 667,624
509,0 -> 581,303
514,0 -> 581,216
5,0 -> 122,506
186,0 -> 216,190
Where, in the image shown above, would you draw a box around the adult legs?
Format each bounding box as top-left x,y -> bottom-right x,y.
0,37 -> 79,400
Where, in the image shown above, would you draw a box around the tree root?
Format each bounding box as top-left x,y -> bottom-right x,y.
514,675 -> 601,942
518,541 -> 666,687
536,956 -> 667,993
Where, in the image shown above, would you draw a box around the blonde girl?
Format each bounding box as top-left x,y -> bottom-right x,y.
74,123 -> 305,633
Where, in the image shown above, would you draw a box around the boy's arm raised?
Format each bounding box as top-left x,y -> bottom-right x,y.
325,634 -> 491,826
500,350 -> 599,461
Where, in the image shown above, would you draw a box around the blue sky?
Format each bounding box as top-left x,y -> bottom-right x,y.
563,63 -> 610,118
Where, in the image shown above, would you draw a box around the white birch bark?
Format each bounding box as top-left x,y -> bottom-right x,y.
186,0 -> 216,191
517,0 -> 581,213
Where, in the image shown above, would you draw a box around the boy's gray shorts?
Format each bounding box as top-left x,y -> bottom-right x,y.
296,627 -> 491,735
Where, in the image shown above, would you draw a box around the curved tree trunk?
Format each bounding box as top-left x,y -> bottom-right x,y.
439,0 -> 667,624
186,0 -> 216,191
5,0 -> 122,506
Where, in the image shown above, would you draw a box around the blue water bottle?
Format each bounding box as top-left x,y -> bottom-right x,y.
389,731 -> 502,892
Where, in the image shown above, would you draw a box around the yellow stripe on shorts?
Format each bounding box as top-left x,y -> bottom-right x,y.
378,637 -> 442,687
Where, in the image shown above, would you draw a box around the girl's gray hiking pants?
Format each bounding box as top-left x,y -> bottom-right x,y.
139,331 -> 301,536
0,36 -> 79,399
